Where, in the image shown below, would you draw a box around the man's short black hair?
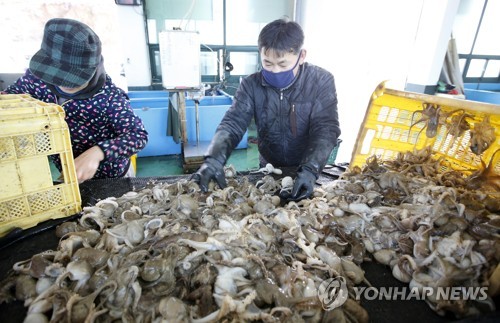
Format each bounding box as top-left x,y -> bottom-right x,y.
258,18 -> 304,57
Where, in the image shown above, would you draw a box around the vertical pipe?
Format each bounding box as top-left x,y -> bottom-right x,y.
178,91 -> 188,144
195,100 -> 200,144
463,0 -> 488,89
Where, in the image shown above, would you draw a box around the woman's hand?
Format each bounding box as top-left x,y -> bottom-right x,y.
74,146 -> 105,183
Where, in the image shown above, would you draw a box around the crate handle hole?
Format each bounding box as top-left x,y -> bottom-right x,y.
361,129 -> 376,155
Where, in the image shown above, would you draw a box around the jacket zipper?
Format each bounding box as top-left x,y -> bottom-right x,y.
290,104 -> 297,137
280,90 -> 286,162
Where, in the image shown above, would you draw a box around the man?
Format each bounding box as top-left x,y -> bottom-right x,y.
192,18 -> 341,201
4,18 -> 148,183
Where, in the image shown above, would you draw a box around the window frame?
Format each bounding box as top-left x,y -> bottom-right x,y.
143,0 -> 291,91
458,0 -> 500,84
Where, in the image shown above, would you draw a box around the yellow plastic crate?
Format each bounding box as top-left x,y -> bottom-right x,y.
350,82 -> 500,177
0,94 -> 81,237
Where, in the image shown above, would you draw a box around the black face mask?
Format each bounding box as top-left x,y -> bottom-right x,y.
261,51 -> 302,89
54,86 -> 87,98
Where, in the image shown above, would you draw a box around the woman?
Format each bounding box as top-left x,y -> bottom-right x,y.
4,18 -> 148,183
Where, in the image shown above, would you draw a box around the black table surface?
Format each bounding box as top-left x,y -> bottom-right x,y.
0,173 -> 498,323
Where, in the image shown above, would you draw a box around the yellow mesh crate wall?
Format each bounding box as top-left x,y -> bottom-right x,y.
351,82 -> 500,177
0,94 -> 81,237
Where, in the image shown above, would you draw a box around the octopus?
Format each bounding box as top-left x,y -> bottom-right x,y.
409,103 -> 442,140
469,115 -> 496,155
466,148 -> 500,192
0,152 -> 499,322
444,109 -> 474,139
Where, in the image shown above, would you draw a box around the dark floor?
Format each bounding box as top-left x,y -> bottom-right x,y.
136,139 -> 260,177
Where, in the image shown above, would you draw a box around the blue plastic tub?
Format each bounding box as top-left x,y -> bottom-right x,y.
129,91 -> 247,157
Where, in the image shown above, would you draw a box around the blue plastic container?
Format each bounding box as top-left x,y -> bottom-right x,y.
129,91 -> 247,157
129,92 -> 179,157
463,89 -> 500,104
185,104 -> 248,149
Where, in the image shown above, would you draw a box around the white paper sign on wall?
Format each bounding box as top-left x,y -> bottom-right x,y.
159,30 -> 201,90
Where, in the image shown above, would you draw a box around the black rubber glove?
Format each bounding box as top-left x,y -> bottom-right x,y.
288,168 -> 317,201
191,157 -> 227,192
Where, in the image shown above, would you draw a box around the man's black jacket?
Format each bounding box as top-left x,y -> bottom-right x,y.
207,62 -> 341,178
